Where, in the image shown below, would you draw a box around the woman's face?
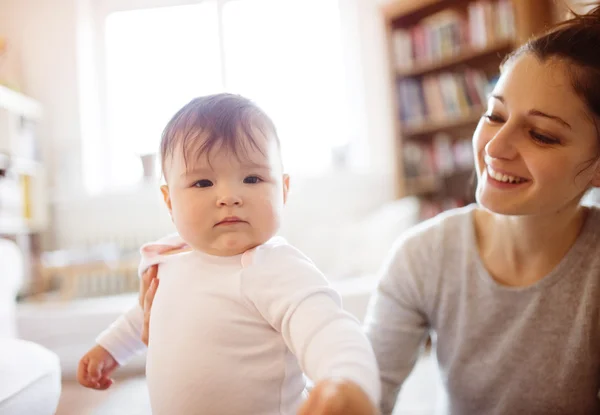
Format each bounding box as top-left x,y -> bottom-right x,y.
473,53 -> 600,216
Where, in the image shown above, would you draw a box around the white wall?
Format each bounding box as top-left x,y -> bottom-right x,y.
0,0 -> 398,255
354,0 -> 397,176
0,0 -> 83,193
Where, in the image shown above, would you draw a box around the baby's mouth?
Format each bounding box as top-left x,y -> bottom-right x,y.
215,217 -> 247,226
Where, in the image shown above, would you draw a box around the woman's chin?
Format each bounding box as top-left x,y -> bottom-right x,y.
476,191 -> 531,216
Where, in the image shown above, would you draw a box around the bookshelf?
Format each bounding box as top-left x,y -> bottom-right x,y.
396,39 -> 513,78
401,105 -> 485,137
382,0 -> 555,219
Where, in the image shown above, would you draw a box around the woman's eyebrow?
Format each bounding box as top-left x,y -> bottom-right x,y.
528,109 -> 572,130
491,94 -> 572,130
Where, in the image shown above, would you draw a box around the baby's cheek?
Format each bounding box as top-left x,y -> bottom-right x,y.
254,202 -> 281,233
179,200 -> 207,222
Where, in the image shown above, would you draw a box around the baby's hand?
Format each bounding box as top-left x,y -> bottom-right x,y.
77,345 -> 119,390
298,379 -> 378,415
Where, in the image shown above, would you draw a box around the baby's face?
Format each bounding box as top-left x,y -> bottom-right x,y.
161,133 -> 289,256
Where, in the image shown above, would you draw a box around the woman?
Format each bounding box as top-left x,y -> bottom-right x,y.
366,6 -> 600,415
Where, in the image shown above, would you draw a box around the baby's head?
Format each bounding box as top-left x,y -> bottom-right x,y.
159,93 -> 289,256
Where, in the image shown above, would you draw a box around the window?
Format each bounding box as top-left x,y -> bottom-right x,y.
83,0 -> 354,193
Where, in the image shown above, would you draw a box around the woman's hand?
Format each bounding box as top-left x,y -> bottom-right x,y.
139,265 -> 159,346
298,379 -> 378,415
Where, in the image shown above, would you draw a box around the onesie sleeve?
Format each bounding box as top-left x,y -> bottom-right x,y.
241,238 -> 381,406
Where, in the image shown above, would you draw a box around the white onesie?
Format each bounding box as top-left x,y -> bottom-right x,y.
96,234 -> 380,415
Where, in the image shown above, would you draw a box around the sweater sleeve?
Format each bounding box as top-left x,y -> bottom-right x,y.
96,233 -> 188,365
363,232 -> 432,415
241,241 -> 381,406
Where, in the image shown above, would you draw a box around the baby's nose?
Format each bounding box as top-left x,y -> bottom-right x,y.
217,194 -> 242,206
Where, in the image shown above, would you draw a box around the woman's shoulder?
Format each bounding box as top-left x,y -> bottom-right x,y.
579,203 -> 600,253
395,204 -> 477,252
586,203 -> 600,227
378,204 -> 478,284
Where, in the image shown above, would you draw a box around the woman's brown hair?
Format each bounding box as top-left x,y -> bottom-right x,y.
504,4 -> 600,132
467,5 -> 600,198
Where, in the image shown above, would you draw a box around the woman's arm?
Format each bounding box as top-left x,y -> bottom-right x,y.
364,241 -> 431,415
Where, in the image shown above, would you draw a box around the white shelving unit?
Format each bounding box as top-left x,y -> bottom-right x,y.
0,84 -> 47,235
0,85 -> 42,119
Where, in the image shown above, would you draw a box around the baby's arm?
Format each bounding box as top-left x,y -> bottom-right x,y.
242,243 -> 380,412
77,265 -> 156,389
289,291 -> 380,414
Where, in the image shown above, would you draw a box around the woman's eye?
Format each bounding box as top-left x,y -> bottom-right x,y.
483,113 -> 505,123
193,179 -> 213,188
243,176 -> 262,184
530,131 -> 559,145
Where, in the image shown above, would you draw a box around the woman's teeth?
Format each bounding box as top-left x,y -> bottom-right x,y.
487,166 -> 525,184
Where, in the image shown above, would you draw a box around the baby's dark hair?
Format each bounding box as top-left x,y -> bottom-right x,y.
503,4 -> 600,134
160,93 -> 280,178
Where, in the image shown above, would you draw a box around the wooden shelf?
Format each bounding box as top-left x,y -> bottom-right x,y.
401,106 -> 485,137
382,0 -> 444,23
397,40 -> 514,78
405,175 -> 440,196
405,168 -> 474,197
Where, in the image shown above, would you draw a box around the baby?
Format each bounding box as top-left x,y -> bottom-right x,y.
77,94 -> 380,414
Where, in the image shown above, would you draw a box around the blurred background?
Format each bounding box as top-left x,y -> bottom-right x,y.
0,0 -> 598,414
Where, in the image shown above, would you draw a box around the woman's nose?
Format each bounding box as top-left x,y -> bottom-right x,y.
484,124 -> 518,162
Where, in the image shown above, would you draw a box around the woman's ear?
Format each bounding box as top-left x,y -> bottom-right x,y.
282,174 -> 290,204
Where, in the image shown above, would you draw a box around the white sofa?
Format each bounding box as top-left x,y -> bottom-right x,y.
0,238 -> 61,415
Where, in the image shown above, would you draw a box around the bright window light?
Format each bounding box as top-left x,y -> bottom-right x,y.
97,0 -> 349,189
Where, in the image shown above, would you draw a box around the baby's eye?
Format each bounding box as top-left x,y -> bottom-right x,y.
243,176 -> 262,184
193,179 -> 213,188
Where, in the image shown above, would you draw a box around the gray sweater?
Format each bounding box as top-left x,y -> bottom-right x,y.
365,204 -> 600,415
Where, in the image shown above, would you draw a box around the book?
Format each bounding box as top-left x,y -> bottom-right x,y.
398,69 -> 488,125
393,0 -> 516,69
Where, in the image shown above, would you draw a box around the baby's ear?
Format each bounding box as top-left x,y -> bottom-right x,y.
160,185 -> 173,213
282,174 -> 290,204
